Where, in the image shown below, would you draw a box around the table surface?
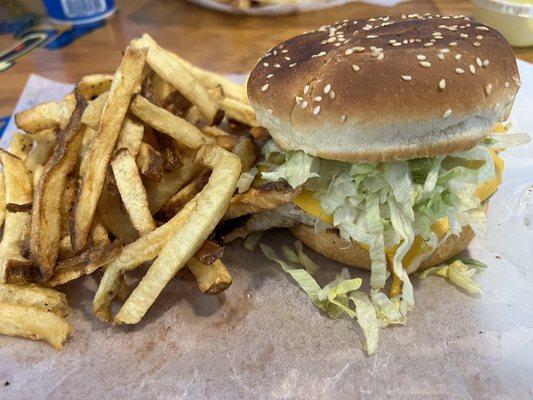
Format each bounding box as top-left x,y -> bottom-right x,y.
1,0 -> 532,117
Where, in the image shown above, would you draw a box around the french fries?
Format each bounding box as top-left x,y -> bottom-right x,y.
130,95 -> 214,149
0,284 -> 70,349
15,93 -> 76,133
114,145 -> 241,324
1,33 -> 259,348
30,90 -> 87,281
131,34 -> 221,125
0,149 -> 33,283
111,148 -> 156,236
188,258 -> 232,295
72,46 -> 147,252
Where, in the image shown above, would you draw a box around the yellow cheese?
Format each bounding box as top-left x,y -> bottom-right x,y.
292,150 -> 504,266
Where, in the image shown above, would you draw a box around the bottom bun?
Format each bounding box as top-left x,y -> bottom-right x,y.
290,225 -> 475,273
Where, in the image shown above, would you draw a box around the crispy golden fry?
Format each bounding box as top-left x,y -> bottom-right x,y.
145,152 -> 200,213
79,74 -> 113,99
0,283 -> 68,315
46,241 -> 122,287
117,116 -> 144,158
114,145 -> 241,324
220,98 -> 259,127
187,258 -> 232,294
168,51 -> 249,105
0,173 -> 5,229
0,301 -> 70,350
0,149 -> 33,283
136,142 -> 164,182
155,171 -> 210,221
194,239 -> 224,265
72,46 -> 147,252
79,127 -> 98,176
8,133 -> 33,161
131,34 -> 220,124
233,137 -> 258,172
97,183 -> 139,244
130,95 -> 213,149
25,129 -> 57,173
81,91 -> 108,130
112,148 -> 156,236
226,181 -> 300,219
30,91 -> 87,282
15,93 -> 75,133
90,215 -> 111,247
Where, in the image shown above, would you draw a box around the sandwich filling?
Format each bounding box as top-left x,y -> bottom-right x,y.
255,127 -> 511,313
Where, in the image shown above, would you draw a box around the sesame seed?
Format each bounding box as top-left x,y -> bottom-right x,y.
261,84 -> 269,92
389,39 -> 396,44
314,96 -> 322,102
301,101 -> 308,109
439,79 -> 446,90
345,48 -> 353,55
402,39 -> 408,44
409,39 -> 415,43
432,32 -> 442,36
338,38 -> 346,42
367,34 -> 378,38
443,109 -> 452,119
327,37 -> 336,43
340,114 -> 347,123
455,54 -> 462,61
334,43 -> 341,47
289,63 -> 297,68
423,42 -> 434,47
438,53 -> 445,60
455,68 -> 465,74
377,53 -> 384,60
449,42 -> 458,47
485,84 -> 493,95
469,64 -> 476,74
460,33 -> 468,38
352,64 -> 360,72
313,106 -> 321,115
354,47 -> 365,52
476,26 -> 490,31
476,35 -> 483,40
440,48 -> 450,54
281,49 -> 288,53
317,51 -> 326,57
273,50 -> 278,55
416,55 -> 427,60
295,96 -> 303,104
476,57 -> 483,67
274,63 -> 281,68
482,59 -> 490,67
263,63 -> 269,67
267,109 -> 273,114
401,75 -> 412,81
324,84 -> 331,94
303,85 -> 310,94
392,42 -> 402,47
267,74 -> 274,78
420,61 -> 432,68
330,91 -> 336,99
505,81 -> 510,88
284,56 -> 290,61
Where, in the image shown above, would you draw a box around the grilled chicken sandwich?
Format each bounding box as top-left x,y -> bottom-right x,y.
222,15 -> 524,318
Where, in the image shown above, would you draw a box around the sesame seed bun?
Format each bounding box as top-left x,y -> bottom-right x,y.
290,224 -> 475,273
248,15 -> 521,163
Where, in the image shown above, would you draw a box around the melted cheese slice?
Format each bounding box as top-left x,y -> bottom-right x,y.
292,149 -> 504,265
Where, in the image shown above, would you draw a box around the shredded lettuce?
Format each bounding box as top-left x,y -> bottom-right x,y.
236,167 -> 258,193
417,260 -> 484,294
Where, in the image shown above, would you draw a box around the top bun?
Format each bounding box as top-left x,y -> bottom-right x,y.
248,14 -> 521,162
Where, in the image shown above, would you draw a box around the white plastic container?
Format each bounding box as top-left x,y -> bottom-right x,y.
474,0 -> 533,47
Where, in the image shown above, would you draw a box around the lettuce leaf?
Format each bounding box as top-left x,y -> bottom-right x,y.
417,260 -> 484,294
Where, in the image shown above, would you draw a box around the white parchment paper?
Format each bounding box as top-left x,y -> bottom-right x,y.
0,61 -> 532,399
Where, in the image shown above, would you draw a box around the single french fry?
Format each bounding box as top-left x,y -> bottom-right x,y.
220,98 -> 260,127
111,148 -> 156,236
72,46 -> 147,252
30,90 -> 87,282
60,177 -> 78,238
0,283 -> 68,316
0,150 -> 33,283
136,142 -> 164,182
79,74 -> 114,99
15,93 -> 76,133
187,258 -> 232,294
81,91 -> 108,130
131,34 -> 220,124
114,145 -> 241,324
117,116 -> 144,158
130,95 -> 213,149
